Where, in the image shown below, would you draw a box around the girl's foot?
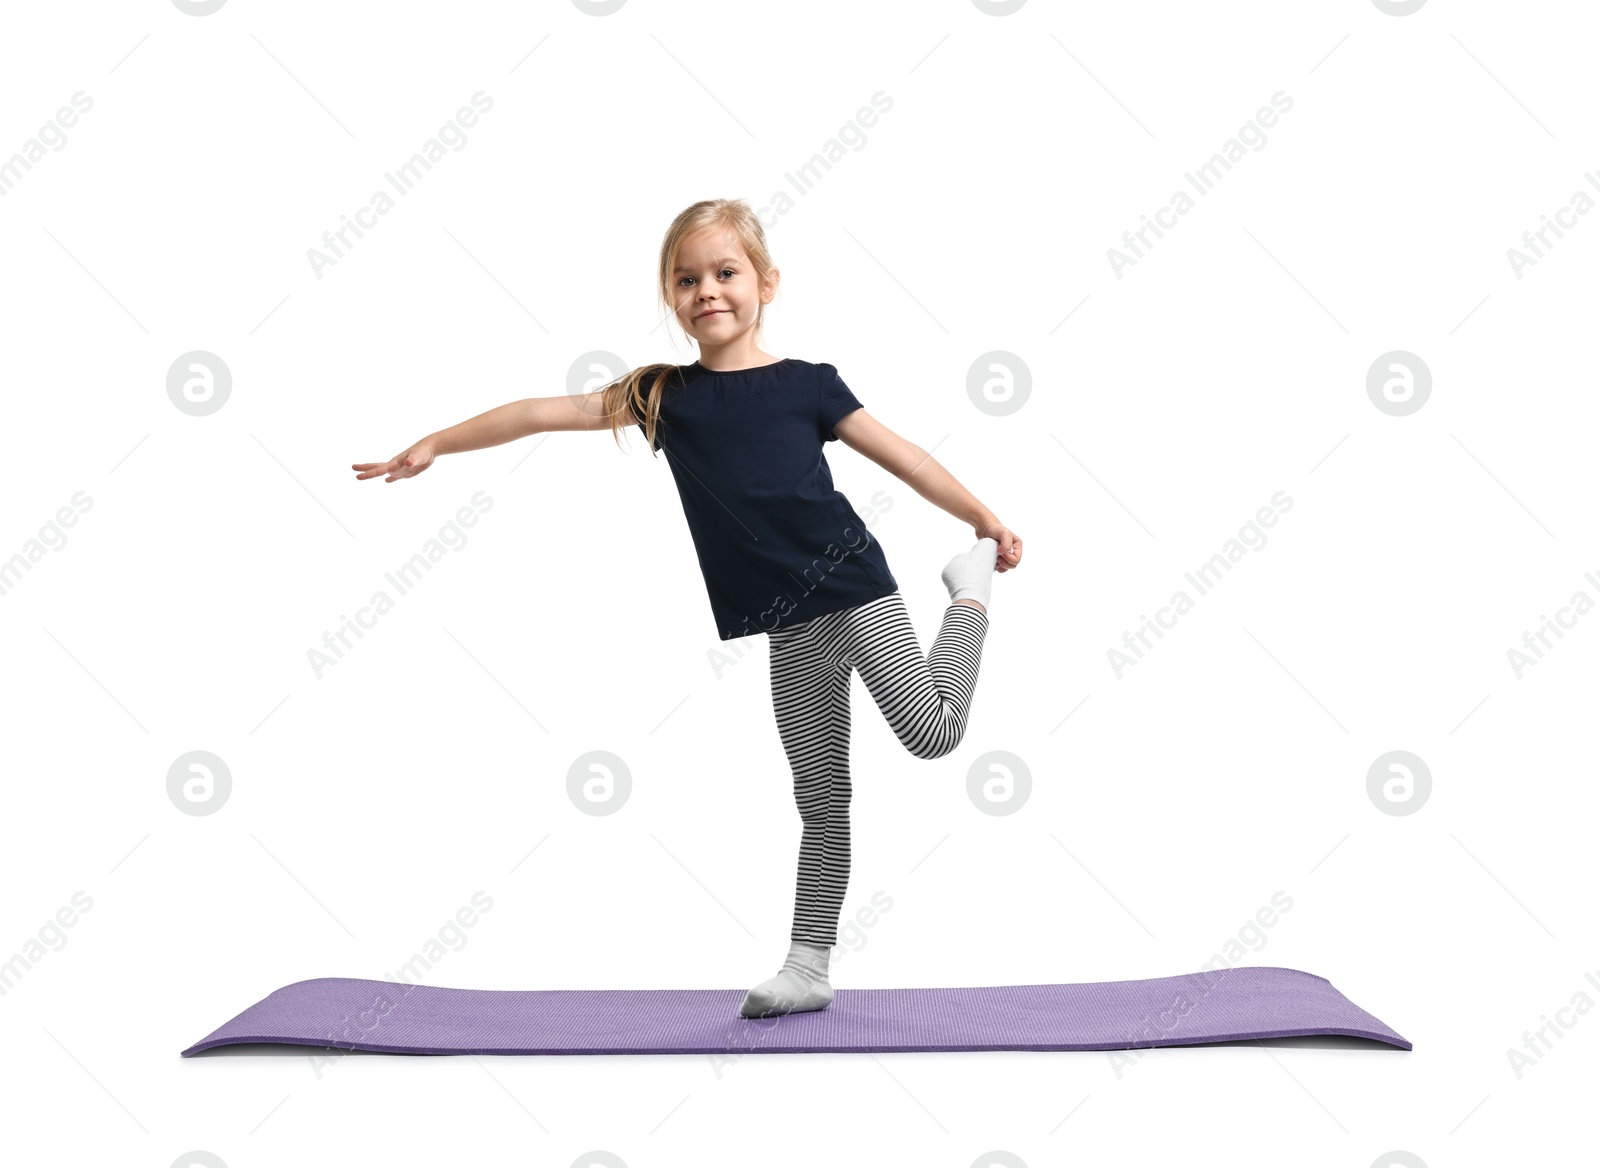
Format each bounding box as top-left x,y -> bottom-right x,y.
941,538 -> 998,613
739,940 -> 834,1018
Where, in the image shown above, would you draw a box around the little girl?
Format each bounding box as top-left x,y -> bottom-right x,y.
354,198 -> 1023,1019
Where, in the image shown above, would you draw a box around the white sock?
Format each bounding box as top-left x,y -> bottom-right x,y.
941,537 -> 999,610
739,939 -> 834,1018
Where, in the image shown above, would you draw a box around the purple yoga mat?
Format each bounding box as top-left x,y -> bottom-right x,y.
181,965 -> 1408,1056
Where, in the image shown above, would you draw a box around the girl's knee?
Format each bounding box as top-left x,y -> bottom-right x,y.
907,736 -> 959,760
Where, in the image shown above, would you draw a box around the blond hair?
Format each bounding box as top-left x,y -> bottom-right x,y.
599,199 -> 778,453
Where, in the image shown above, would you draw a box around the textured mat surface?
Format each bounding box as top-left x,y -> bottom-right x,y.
181,965 -> 1409,1056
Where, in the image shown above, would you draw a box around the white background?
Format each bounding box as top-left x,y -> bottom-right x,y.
1,1 -> 1595,1165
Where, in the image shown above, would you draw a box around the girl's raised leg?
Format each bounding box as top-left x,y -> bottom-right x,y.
843,538 -> 996,756
843,592 -> 991,759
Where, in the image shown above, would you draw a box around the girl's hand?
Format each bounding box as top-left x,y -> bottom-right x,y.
353,440 -> 437,482
977,521 -> 1023,573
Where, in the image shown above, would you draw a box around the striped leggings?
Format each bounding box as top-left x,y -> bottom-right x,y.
766,591 -> 990,948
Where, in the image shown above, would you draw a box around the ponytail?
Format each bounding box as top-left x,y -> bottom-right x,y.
600,363 -> 677,454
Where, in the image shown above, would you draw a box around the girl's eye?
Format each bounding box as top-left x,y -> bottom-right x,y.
677,269 -> 737,287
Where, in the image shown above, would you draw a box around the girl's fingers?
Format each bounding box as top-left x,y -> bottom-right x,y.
356,451 -> 428,482
998,533 -> 1021,571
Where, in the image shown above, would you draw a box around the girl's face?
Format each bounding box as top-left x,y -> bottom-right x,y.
671,227 -> 774,347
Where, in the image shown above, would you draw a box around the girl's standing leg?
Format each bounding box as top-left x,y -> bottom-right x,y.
767,610 -> 856,948
741,609 -> 854,1018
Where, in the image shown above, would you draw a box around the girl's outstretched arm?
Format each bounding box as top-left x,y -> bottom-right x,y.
352,392 -> 628,481
833,408 -> 1023,573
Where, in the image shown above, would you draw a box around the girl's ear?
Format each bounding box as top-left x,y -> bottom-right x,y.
762,269 -> 779,302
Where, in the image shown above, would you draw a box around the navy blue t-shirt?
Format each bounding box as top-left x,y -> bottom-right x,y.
634,357 -> 899,640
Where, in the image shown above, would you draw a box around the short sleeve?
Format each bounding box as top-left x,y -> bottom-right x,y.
818,363 -> 864,443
